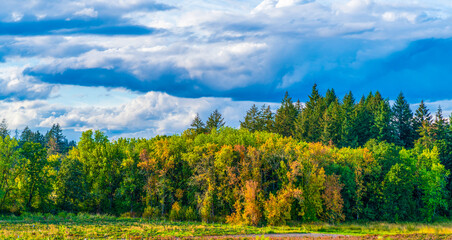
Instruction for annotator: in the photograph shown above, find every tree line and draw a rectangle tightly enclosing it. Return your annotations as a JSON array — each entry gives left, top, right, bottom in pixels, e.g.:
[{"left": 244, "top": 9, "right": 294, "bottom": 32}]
[{"left": 1, "top": 85, "right": 452, "bottom": 225}]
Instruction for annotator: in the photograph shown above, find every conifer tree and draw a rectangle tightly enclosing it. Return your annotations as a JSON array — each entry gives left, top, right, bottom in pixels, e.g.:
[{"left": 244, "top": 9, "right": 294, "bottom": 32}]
[
  {"left": 0, "top": 119, "right": 9, "bottom": 139},
  {"left": 206, "top": 109, "right": 225, "bottom": 132},
  {"left": 240, "top": 105, "right": 260, "bottom": 132},
  {"left": 274, "top": 92, "right": 298, "bottom": 137},
  {"left": 392, "top": 92, "right": 415, "bottom": 148},
  {"left": 374, "top": 99, "right": 395, "bottom": 143},
  {"left": 354, "top": 96, "right": 372, "bottom": 146},
  {"left": 295, "top": 84, "right": 324, "bottom": 142},
  {"left": 321, "top": 101, "right": 342, "bottom": 146},
  {"left": 191, "top": 113, "right": 206, "bottom": 134},
  {"left": 259, "top": 105, "right": 274, "bottom": 132},
  {"left": 413, "top": 100, "right": 432, "bottom": 140},
  {"left": 340, "top": 92, "right": 358, "bottom": 147}
]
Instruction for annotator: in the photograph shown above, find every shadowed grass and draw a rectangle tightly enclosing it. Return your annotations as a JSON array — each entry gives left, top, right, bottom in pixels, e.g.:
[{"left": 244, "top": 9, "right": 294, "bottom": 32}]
[{"left": 1, "top": 213, "right": 452, "bottom": 239}]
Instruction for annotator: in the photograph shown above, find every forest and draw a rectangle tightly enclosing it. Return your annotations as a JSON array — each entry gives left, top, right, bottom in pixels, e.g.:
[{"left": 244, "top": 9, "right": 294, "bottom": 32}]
[{"left": 1, "top": 84, "right": 452, "bottom": 226}]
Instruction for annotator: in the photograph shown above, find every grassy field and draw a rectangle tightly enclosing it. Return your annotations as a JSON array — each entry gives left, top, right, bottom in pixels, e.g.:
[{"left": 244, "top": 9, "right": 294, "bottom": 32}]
[{"left": 1, "top": 213, "right": 452, "bottom": 239}]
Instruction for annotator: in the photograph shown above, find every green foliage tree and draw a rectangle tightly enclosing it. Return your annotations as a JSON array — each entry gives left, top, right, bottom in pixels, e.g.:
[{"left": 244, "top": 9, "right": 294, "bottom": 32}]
[
  {"left": 0, "top": 119, "right": 10, "bottom": 139},
  {"left": 275, "top": 92, "right": 298, "bottom": 138},
  {"left": 392, "top": 92, "right": 415, "bottom": 148},
  {"left": 191, "top": 113, "right": 206, "bottom": 134},
  {"left": 206, "top": 109, "right": 225, "bottom": 132},
  {"left": 295, "top": 85, "right": 324, "bottom": 141}
]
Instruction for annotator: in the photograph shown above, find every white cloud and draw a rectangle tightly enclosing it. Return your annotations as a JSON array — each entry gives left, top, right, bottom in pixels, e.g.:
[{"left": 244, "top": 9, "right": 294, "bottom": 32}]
[
  {"left": 74, "top": 8, "right": 98, "bottom": 17},
  {"left": 0, "top": 88, "right": 278, "bottom": 139},
  {"left": 0, "top": 64, "right": 54, "bottom": 100}
]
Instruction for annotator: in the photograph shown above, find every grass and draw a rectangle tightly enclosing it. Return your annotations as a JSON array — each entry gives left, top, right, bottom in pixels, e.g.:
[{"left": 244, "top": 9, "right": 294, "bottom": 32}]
[{"left": 1, "top": 213, "right": 452, "bottom": 239}]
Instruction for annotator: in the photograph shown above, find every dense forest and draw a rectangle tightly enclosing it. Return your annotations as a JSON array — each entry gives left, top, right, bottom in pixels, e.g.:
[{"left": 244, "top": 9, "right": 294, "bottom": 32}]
[{"left": 1, "top": 85, "right": 452, "bottom": 225}]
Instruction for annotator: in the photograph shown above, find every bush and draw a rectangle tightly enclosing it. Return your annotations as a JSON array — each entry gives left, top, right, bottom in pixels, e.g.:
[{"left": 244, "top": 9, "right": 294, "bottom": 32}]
[
  {"left": 142, "top": 206, "right": 159, "bottom": 219},
  {"left": 169, "top": 202, "right": 183, "bottom": 221},
  {"left": 184, "top": 206, "right": 198, "bottom": 221}
]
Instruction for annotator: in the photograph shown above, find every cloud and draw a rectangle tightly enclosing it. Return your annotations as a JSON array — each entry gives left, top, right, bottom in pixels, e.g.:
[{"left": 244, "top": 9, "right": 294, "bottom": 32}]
[
  {"left": 0, "top": 89, "right": 278, "bottom": 140},
  {"left": 0, "top": 19, "right": 158, "bottom": 36},
  {"left": 2, "top": 0, "right": 452, "bottom": 104},
  {"left": 0, "top": 65, "right": 54, "bottom": 100}
]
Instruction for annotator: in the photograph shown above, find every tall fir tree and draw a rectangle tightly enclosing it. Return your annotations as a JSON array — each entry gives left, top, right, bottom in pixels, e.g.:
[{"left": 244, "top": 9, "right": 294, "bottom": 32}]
[
  {"left": 0, "top": 119, "right": 9, "bottom": 139},
  {"left": 191, "top": 113, "right": 206, "bottom": 134},
  {"left": 259, "top": 105, "right": 274, "bottom": 132},
  {"left": 274, "top": 92, "right": 298, "bottom": 137},
  {"left": 206, "top": 109, "right": 225, "bottom": 132},
  {"left": 321, "top": 101, "right": 342, "bottom": 146},
  {"left": 432, "top": 106, "right": 448, "bottom": 141},
  {"left": 340, "top": 92, "right": 358, "bottom": 148},
  {"left": 374, "top": 99, "right": 395, "bottom": 143},
  {"left": 413, "top": 100, "right": 432, "bottom": 142},
  {"left": 295, "top": 84, "right": 324, "bottom": 142},
  {"left": 241, "top": 105, "right": 260, "bottom": 132},
  {"left": 354, "top": 96, "right": 372, "bottom": 146},
  {"left": 392, "top": 92, "right": 415, "bottom": 148}
]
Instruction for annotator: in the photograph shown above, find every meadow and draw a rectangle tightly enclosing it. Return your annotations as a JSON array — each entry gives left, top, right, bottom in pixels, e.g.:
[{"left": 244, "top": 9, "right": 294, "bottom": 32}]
[{"left": 1, "top": 213, "right": 452, "bottom": 239}]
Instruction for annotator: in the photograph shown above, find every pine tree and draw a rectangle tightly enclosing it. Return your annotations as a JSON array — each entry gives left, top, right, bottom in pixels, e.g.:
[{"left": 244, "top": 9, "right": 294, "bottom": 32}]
[
  {"left": 413, "top": 100, "right": 432, "bottom": 139},
  {"left": 392, "top": 92, "right": 415, "bottom": 148},
  {"left": 0, "top": 119, "right": 9, "bottom": 139},
  {"left": 259, "top": 105, "right": 274, "bottom": 132},
  {"left": 354, "top": 96, "right": 372, "bottom": 146},
  {"left": 46, "top": 124, "right": 68, "bottom": 155},
  {"left": 240, "top": 105, "right": 260, "bottom": 132},
  {"left": 295, "top": 84, "right": 324, "bottom": 142},
  {"left": 432, "top": 106, "right": 448, "bottom": 141},
  {"left": 374, "top": 99, "right": 395, "bottom": 143},
  {"left": 341, "top": 92, "right": 358, "bottom": 147},
  {"left": 274, "top": 92, "right": 298, "bottom": 137},
  {"left": 191, "top": 113, "right": 206, "bottom": 134},
  {"left": 206, "top": 109, "right": 225, "bottom": 132},
  {"left": 321, "top": 101, "right": 342, "bottom": 146}
]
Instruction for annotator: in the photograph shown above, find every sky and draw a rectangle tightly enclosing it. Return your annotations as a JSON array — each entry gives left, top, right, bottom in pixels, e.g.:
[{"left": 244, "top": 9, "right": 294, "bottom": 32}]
[{"left": 1, "top": 0, "right": 452, "bottom": 140}]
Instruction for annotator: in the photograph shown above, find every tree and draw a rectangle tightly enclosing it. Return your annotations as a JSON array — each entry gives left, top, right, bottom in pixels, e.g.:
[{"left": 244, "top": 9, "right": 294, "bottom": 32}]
[
  {"left": 295, "top": 85, "right": 324, "bottom": 141},
  {"left": 340, "top": 92, "right": 358, "bottom": 147},
  {"left": 206, "top": 109, "right": 225, "bottom": 132},
  {"left": 413, "top": 100, "right": 432, "bottom": 142},
  {"left": 432, "top": 106, "right": 448, "bottom": 141},
  {"left": 374, "top": 99, "right": 395, "bottom": 143},
  {"left": 190, "top": 113, "right": 206, "bottom": 134},
  {"left": 46, "top": 124, "right": 68, "bottom": 155},
  {"left": 240, "top": 105, "right": 260, "bottom": 132},
  {"left": 259, "top": 105, "right": 274, "bottom": 132},
  {"left": 392, "top": 92, "right": 415, "bottom": 148},
  {"left": 0, "top": 119, "right": 9, "bottom": 139},
  {"left": 274, "top": 92, "right": 298, "bottom": 137},
  {"left": 322, "top": 174, "right": 345, "bottom": 223}
]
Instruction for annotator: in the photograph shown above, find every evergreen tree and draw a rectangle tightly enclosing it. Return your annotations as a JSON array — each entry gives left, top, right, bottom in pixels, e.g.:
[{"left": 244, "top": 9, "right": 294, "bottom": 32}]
[
  {"left": 0, "top": 119, "right": 9, "bottom": 139},
  {"left": 432, "top": 106, "right": 448, "bottom": 141},
  {"left": 259, "top": 105, "right": 274, "bottom": 132},
  {"left": 206, "top": 109, "right": 225, "bottom": 132},
  {"left": 341, "top": 92, "right": 358, "bottom": 147},
  {"left": 274, "top": 92, "right": 298, "bottom": 137},
  {"left": 354, "top": 96, "right": 372, "bottom": 146},
  {"left": 321, "top": 101, "right": 342, "bottom": 146},
  {"left": 191, "top": 113, "right": 206, "bottom": 134},
  {"left": 413, "top": 100, "right": 432, "bottom": 140},
  {"left": 392, "top": 92, "right": 415, "bottom": 148},
  {"left": 46, "top": 124, "right": 68, "bottom": 155},
  {"left": 374, "top": 99, "right": 395, "bottom": 143},
  {"left": 295, "top": 84, "right": 324, "bottom": 142},
  {"left": 240, "top": 105, "right": 260, "bottom": 132}
]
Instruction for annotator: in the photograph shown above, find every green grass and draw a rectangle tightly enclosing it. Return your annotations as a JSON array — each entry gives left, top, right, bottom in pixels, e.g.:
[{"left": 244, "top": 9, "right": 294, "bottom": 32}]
[{"left": 1, "top": 213, "right": 452, "bottom": 239}]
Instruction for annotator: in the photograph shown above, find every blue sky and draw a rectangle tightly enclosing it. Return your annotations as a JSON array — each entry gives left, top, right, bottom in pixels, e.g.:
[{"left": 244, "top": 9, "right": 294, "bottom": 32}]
[{"left": 1, "top": 0, "right": 452, "bottom": 140}]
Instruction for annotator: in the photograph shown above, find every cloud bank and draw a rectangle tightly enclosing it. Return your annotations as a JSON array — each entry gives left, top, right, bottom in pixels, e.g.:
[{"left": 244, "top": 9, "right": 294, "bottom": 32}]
[{"left": 1, "top": 0, "right": 452, "bottom": 138}]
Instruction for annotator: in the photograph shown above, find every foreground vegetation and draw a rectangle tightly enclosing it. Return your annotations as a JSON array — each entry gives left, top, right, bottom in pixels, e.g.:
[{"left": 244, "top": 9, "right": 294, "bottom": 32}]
[{"left": 1, "top": 213, "right": 452, "bottom": 239}]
